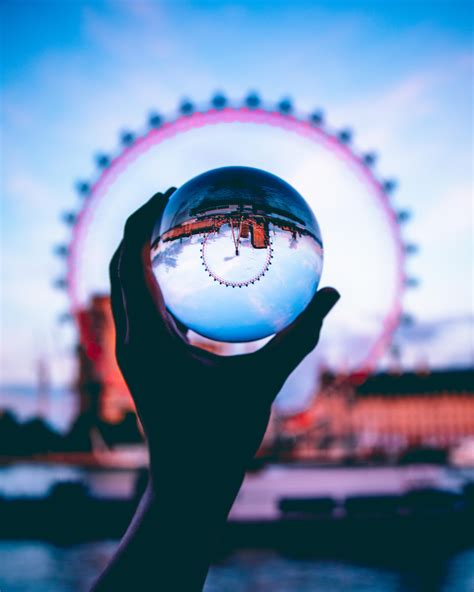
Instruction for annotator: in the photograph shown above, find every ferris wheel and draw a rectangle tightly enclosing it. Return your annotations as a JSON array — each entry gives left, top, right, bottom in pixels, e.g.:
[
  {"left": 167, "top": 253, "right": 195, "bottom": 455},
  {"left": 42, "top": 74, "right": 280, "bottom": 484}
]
[
  {"left": 199, "top": 217, "right": 274, "bottom": 288},
  {"left": 54, "top": 92, "right": 418, "bottom": 383}
]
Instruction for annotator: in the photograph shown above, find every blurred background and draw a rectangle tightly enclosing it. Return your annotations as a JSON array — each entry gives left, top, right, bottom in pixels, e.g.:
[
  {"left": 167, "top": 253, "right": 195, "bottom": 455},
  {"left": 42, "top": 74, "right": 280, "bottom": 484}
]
[{"left": 1, "top": 1, "right": 473, "bottom": 590}]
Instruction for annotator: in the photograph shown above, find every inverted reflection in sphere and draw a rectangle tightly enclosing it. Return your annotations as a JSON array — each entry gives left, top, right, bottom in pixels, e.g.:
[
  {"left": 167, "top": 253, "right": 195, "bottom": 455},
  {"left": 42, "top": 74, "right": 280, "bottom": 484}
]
[{"left": 151, "top": 166, "right": 323, "bottom": 342}]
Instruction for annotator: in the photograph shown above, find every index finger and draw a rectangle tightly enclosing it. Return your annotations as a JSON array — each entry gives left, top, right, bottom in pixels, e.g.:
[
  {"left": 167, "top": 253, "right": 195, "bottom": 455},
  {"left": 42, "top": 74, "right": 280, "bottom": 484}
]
[{"left": 110, "top": 188, "right": 179, "bottom": 349}]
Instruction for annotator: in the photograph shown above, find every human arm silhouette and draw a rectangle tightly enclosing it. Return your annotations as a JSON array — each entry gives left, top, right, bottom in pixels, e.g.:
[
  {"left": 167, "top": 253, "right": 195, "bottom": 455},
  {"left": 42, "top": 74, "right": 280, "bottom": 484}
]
[{"left": 92, "top": 189, "right": 339, "bottom": 591}]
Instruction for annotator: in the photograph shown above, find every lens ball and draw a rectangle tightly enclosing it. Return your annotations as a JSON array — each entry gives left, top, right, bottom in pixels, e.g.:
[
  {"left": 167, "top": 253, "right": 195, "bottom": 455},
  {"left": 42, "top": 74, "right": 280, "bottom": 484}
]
[{"left": 151, "top": 166, "right": 323, "bottom": 342}]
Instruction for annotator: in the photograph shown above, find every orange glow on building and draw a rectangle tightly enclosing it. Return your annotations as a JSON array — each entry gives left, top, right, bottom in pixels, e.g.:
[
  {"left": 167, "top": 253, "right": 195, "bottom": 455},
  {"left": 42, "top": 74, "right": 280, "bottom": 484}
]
[
  {"left": 76, "top": 295, "right": 134, "bottom": 424},
  {"left": 76, "top": 294, "right": 474, "bottom": 461},
  {"left": 279, "top": 370, "right": 474, "bottom": 460},
  {"left": 158, "top": 215, "right": 270, "bottom": 249}
]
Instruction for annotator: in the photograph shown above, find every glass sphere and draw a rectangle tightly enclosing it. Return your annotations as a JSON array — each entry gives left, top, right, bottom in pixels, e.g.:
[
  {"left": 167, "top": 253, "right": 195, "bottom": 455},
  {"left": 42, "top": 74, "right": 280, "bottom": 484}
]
[{"left": 151, "top": 166, "right": 323, "bottom": 342}]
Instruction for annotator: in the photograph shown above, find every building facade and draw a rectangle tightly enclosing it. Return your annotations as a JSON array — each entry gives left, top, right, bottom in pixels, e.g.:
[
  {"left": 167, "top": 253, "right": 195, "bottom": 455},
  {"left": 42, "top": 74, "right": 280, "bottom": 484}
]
[
  {"left": 76, "top": 295, "right": 133, "bottom": 423},
  {"left": 76, "top": 294, "right": 474, "bottom": 461},
  {"left": 278, "top": 369, "right": 474, "bottom": 461}
]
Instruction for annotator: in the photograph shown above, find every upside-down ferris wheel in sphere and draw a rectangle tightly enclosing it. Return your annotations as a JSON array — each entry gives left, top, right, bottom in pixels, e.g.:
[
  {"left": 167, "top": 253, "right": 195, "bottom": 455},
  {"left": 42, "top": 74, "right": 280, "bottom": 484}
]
[{"left": 55, "top": 92, "right": 418, "bottom": 403}]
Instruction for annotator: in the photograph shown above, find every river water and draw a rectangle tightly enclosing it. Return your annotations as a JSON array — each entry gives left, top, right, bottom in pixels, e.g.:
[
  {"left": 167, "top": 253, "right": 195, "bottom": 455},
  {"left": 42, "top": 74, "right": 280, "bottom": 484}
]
[
  {"left": 1, "top": 389, "right": 474, "bottom": 590},
  {"left": 0, "top": 541, "right": 473, "bottom": 592}
]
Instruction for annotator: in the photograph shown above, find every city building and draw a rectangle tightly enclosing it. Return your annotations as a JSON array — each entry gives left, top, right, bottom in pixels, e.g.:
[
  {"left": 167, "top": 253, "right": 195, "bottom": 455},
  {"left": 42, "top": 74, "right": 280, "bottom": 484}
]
[
  {"left": 76, "top": 295, "right": 133, "bottom": 424},
  {"left": 278, "top": 369, "right": 474, "bottom": 461},
  {"left": 76, "top": 294, "right": 474, "bottom": 461}
]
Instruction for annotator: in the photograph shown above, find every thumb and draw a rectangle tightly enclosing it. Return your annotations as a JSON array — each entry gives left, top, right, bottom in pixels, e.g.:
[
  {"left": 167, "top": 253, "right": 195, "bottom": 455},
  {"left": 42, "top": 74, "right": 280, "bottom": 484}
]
[{"left": 258, "top": 287, "right": 340, "bottom": 376}]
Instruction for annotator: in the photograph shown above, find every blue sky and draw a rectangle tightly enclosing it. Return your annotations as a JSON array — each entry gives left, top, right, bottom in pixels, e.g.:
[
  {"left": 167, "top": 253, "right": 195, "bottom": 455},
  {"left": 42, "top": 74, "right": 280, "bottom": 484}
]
[{"left": 1, "top": 0, "right": 473, "bottom": 387}]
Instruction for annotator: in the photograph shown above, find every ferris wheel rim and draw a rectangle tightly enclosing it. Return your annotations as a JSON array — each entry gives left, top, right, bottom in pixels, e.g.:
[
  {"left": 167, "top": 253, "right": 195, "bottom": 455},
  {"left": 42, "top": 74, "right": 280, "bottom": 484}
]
[
  {"left": 62, "top": 97, "right": 409, "bottom": 376},
  {"left": 200, "top": 228, "right": 274, "bottom": 288}
]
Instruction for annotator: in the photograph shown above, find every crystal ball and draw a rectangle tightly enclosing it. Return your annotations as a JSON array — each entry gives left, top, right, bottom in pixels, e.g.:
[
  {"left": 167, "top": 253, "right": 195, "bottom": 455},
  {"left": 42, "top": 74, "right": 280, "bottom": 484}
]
[{"left": 151, "top": 166, "right": 323, "bottom": 342}]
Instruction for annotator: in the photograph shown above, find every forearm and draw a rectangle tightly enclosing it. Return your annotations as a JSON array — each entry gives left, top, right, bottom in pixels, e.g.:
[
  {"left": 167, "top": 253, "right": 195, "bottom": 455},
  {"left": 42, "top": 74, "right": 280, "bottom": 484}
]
[{"left": 92, "top": 465, "right": 246, "bottom": 592}]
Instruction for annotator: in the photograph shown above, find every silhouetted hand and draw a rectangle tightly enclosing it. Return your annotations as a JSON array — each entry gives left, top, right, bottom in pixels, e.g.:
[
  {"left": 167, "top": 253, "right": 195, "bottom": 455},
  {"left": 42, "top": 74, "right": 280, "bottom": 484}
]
[{"left": 93, "top": 190, "right": 339, "bottom": 591}]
